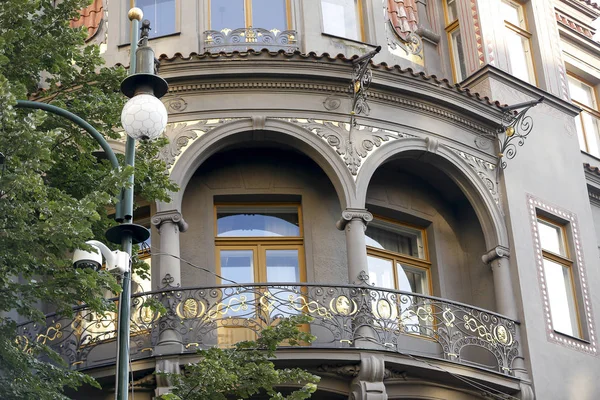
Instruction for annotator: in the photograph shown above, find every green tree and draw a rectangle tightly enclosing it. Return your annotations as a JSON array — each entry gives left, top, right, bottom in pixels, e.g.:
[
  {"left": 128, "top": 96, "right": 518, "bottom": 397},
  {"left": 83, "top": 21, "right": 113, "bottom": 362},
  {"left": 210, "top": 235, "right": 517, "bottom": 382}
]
[
  {"left": 158, "top": 315, "right": 320, "bottom": 400},
  {"left": 0, "top": 1, "right": 176, "bottom": 398}
]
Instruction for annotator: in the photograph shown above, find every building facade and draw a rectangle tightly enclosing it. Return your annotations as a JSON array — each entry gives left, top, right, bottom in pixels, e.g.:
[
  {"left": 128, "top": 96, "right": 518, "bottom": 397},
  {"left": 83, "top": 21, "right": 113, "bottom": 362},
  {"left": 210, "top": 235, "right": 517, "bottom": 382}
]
[{"left": 20, "top": 0, "right": 600, "bottom": 398}]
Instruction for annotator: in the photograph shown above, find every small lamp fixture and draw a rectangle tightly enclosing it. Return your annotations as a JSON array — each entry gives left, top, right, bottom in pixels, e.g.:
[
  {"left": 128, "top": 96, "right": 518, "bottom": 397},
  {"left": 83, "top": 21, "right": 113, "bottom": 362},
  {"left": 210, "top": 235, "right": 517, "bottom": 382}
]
[{"left": 120, "top": 18, "right": 168, "bottom": 141}]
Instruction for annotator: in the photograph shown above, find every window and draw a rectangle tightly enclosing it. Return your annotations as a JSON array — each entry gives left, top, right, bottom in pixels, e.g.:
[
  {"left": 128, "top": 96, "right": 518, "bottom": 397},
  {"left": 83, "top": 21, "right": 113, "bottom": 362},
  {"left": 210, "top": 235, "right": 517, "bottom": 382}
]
[
  {"left": 135, "top": 0, "right": 176, "bottom": 38},
  {"left": 500, "top": 0, "right": 536, "bottom": 84},
  {"left": 210, "top": 0, "right": 291, "bottom": 31},
  {"left": 443, "top": 0, "right": 467, "bottom": 82},
  {"left": 320, "top": 0, "right": 364, "bottom": 41},
  {"left": 365, "top": 218, "right": 431, "bottom": 295},
  {"left": 568, "top": 74, "right": 600, "bottom": 157},
  {"left": 537, "top": 217, "right": 582, "bottom": 338},
  {"left": 215, "top": 204, "right": 306, "bottom": 344}
]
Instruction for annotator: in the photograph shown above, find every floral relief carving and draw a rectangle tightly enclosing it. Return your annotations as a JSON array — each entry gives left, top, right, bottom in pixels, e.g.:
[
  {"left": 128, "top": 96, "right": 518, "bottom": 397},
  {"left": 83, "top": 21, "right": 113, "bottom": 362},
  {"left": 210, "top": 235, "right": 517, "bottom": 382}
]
[
  {"left": 159, "top": 119, "right": 238, "bottom": 169},
  {"left": 163, "top": 97, "right": 188, "bottom": 113},
  {"left": 450, "top": 148, "right": 500, "bottom": 208},
  {"left": 279, "top": 118, "right": 412, "bottom": 176}
]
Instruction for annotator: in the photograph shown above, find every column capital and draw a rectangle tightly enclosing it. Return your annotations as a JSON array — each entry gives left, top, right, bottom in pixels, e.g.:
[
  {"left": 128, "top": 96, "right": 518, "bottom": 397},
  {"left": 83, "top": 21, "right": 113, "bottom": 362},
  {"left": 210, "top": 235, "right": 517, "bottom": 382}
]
[
  {"left": 481, "top": 245, "right": 510, "bottom": 264},
  {"left": 336, "top": 208, "right": 373, "bottom": 230},
  {"left": 151, "top": 210, "right": 188, "bottom": 233}
]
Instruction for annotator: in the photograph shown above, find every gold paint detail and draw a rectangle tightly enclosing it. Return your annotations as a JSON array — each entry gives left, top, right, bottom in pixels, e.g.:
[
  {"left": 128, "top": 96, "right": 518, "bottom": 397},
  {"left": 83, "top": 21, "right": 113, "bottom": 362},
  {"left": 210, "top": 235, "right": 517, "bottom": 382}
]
[
  {"left": 506, "top": 126, "right": 515, "bottom": 137},
  {"left": 443, "top": 308, "right": 455, "bottom": 327},
  {"left": 463, "top": 316, "right": 495, "bottom": 344},
  {"left": 377, "top": 299, "right": 393, "bottom": 320},
  {"left": 331, "top": 295, "right": 352, "bottom": 316},
  {"left": 178, "top": 298, "right": 199, "bottom": 319},
  {"left": 128, "top": 7, "right": 143, "bottom": 21},
  {"left": 494, "top": 324, "right": 513, "bottom": 346}
]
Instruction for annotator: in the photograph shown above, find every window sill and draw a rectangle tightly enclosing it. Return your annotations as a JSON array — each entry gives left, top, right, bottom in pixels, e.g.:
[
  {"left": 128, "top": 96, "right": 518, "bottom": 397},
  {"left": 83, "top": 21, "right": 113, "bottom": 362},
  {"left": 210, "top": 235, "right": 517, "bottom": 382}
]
[
  {"left": 321, "top": 32, "right": 377, "bottom": 48},
  {"left": 553, "top": 330, "right": 590, "bottom": 344},
  {"left": 118, "top": 31, "right": 181, "bottom": 48}
]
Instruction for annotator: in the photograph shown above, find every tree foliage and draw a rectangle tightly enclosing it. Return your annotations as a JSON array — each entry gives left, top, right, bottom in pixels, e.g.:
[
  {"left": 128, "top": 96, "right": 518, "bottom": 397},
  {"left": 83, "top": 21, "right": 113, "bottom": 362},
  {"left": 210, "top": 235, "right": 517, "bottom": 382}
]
[
  {"left": 0, "top": 1, "right": 176, "bottom": 398},
  {"left": 158, "top": 315, "right": 320, "bottom": 400}
]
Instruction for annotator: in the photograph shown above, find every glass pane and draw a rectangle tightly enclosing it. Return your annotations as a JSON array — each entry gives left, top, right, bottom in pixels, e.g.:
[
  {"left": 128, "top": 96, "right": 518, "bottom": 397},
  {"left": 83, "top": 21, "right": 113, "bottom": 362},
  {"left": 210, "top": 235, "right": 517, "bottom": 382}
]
[
  {"left": 446, "top": 0, "right": 458, "bottom": 22},
  {"left": 543, "top": 258, "right": 580, "bottom": 337},
  {"left": 211, "top": 0, "right": 245, "bottom": 31},
  {"left": 219, "top": 250, "right": 255, "bottom": 317},
  {"left": 582, "top": 111, "right": 600, "bottom": 157},
  {"left": 367, "top": 256, "right": 395, "bottom": 289},
  {"left": 366, "top": 220, "right": 425, "bottom": 259},
  {"left": 321, "top": 0, "right": 359, "bottom": 41},
  {"left": 217, "top": 206, "right": 300, "bottom": 237},
  {"left": 568, "top": 76, "right": 596, "bottom": 108},
  {"left": 266, "top": 249, "right": 300, "bottom": 317},
  {"left": 500, "top": 0, "right": 522, "bottom": 27},
  {"left": 252, "top": 0, "right": 287, "bottom": 31},
  {"left": 138, "top": 0, "right": 176, "bottom": 38},
  {"left": 506, "top": 29, "right": 534, "bottom": 84},
  {"left": 397, "top": 263, "right": 428, "bottom": 295},
  {"left": 537, "top": 219, "right": 566, "bottom": 256},
  {"left": 451, "top": 29, "right": 467, "bottom": 81},
  {"left": 575, "top": 115, "right": 588, "bottom": 152}
]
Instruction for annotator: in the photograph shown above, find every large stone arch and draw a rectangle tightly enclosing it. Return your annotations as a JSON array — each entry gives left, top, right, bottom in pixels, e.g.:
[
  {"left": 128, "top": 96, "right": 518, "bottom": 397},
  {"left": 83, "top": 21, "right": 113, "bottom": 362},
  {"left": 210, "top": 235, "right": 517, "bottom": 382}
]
[
  {"left": 157, "top": 118, "right": 357, "bottom": 212},
  {"left": 355, "top": 137, "right": 508, "bottom": 250}
]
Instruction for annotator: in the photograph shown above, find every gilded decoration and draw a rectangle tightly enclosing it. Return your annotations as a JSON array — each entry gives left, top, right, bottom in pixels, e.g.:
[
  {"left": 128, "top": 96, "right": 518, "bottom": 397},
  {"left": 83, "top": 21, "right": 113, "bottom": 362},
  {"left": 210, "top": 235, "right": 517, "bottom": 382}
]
[
  {"left": 278, "top": 118, "right": 412, "bottom": 176},
  {"left": 16, "top": 284, "right": 522, "bottom": 374},
  {"left": 386, "top": 0, "right": 424, "bottom": 64},
  {"left": 203, "top": 28, "right": 298, "bottom": 53}
]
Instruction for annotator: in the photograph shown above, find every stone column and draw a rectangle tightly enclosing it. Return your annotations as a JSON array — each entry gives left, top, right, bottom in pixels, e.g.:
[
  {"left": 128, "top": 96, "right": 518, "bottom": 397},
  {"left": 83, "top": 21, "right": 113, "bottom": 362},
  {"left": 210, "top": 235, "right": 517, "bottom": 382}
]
[
  {"left": 336, "top": 208, "right": 373, "bottom": 284},
  {"left": 349, "top": 354, "right": 388, "bottom": 400},
  {"left": 151, "top": 210, "right": 188, "bottom": 289},
  {"left": 151, "top": 210, "right": 188, "bottom": 354},
  {"left": 482, "top": 246, "right": 531, "bottom": 385}
]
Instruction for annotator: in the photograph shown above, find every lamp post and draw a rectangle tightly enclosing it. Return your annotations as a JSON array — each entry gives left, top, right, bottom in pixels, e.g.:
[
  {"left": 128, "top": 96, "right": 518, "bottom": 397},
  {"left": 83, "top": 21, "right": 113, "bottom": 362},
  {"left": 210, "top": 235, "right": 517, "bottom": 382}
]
[{"left": 16, "top": 8, "right": 168, "bottom": 400}]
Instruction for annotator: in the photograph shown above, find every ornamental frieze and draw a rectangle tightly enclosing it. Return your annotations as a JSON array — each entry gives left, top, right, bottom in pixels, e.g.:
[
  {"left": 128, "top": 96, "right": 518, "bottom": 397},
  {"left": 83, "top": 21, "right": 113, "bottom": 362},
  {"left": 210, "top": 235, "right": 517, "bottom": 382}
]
[{"left": 449, "top": 148, "right": 500, "bottom": 209}]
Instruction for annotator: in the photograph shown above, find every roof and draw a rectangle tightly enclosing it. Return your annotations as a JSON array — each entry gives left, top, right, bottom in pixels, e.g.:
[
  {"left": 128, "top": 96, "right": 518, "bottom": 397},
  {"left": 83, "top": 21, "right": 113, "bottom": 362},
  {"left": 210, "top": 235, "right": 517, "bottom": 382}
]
[
  {"left": 70, "top": 0, "right": 103, "bottom": 42},
  {"left": 585, "top": 163, "right": 600, "bottom": 175},
  {"left": 156, "top": 49, "right": 508, "bottom": 111},
  {"left": 578, "top": 0, "right": 600, "bottom": 11}
]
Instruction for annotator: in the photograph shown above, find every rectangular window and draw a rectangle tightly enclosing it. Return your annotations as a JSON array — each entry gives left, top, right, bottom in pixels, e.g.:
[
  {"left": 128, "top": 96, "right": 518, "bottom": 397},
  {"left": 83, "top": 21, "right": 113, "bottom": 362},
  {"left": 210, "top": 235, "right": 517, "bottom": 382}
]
[
  {"left": 444, "top": 0, "right": 467, "bottom": 82},
  {"left": 321, "top": 0, "right": 363, "bottom": 41},
  {"left": 136, "top": 0, "right": 176, "bottom": 38},
  {"left": 210, "top": 0, "right": 290, "bottom": 31},
  {"left": 365, "top": 218, "right": 430, "bottom": 295},
  {"left": 500, "top": 0, "right": 536, "bottom": 84},
  {"left": 215, "top": 204, "right": 306, "bottom": 345},
  {"left": 568, "top": 74, "right": 600, "bottom": 157},
  {"left": 537, "top": 217, "right": 582, "bottom": 338}
]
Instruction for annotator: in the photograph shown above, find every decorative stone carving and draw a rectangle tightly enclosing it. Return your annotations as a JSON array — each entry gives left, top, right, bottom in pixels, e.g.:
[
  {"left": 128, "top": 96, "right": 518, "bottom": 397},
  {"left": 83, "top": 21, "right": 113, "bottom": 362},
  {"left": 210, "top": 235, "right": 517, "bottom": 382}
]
[
  {"left": 449, "top": 147, "right": 500, "bottom": 208},
  {"left": 323, "top": 96, "right": 343, "bottom": 111},
  {"left": 317, "top": 364, "right": 360, "bottom": 377},
  {"left": 163, "top": 96, "right": 188, "bottom": 113},
  {"left": 425, "top": 136, "right": 439, "bottom": 153},
  {"left": 481, "top": 245, "right": 510, "bottom": 264},
  {"left": 155, "top": 357, "right": 181, "bottom": 396},
  {"left": 204, "top": 28, "right": 299, "bottom": 53},
  {"left": 350, "top": 354, "right": 388, "bottom": 400},
  {"left": 279, "top": 118, "right": 410, "bottom": 176},
  {"left": 159, "top": 119, "right": 235, "bottom": 169},
  {"left": 151, "top": 210, "right": 189, "bottom": 233},
  {"left": 336, "top": 208, "right": 374, "bottom": 230}
]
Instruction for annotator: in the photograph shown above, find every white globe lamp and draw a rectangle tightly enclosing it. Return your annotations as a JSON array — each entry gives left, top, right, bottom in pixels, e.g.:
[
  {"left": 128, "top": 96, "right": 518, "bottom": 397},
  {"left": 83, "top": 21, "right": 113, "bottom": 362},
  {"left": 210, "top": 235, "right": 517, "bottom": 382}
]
[{"left": 121, "top": 94, "right": 168, "bottom": 140}]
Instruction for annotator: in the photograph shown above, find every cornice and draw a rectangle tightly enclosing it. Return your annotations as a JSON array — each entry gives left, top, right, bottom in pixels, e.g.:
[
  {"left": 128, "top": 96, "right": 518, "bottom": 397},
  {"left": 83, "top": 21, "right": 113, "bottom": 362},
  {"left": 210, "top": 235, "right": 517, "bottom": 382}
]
[
  {"left": 461, "top": 65, "right": 581, "bottom": 117},
  {"left": 164, "top": 80, "right": 498, "bottom": 137}
]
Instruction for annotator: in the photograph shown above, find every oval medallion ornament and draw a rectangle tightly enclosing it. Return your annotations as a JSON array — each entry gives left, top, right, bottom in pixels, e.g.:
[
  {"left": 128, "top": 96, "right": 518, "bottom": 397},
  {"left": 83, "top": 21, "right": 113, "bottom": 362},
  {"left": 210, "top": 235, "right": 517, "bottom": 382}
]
[
  {"left": 494, "top": 324, "right": 512, "bottom": 346},
  {"left": 333, "top": 295, "right": 352, "bottom": 315},
  {"left": 377, "top": 299, "right": 392, "bottom": 320},
  {"left": 178, "top": 298, "right": 199, "bottom": 319}
]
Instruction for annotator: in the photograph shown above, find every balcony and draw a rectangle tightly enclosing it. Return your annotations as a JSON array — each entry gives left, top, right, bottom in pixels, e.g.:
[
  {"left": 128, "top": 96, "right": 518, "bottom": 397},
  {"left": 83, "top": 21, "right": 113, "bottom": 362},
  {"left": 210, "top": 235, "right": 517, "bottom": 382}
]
[
  {"left": 16, "top": 284, "right": 521, "bottom": 376},
  {"left": 203, "top": 28, "right": 299, "bottom": 53}
]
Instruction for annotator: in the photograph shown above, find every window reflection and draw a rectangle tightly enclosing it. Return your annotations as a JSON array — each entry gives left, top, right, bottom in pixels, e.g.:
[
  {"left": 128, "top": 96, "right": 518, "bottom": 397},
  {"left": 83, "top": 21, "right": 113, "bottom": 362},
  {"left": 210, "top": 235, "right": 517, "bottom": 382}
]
[
  {"left": 216, "top": 206, "right": 300, "bottom": 237},
  {"left": 211, "top": 0, "right": 245, "bottom": 31},
  {"left": 321, "top": 0, "right": 361, "bottom": 41},
  {"left": 137, "top": 0, "right": 176, "bottom": 38}
]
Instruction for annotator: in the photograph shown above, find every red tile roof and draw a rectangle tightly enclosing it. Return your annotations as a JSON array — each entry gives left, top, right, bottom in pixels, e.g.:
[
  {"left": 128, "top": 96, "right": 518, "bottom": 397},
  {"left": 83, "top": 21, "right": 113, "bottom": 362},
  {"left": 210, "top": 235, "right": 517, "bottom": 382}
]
[
  {"left": 70, "top": 0, "right": 103, "bottom": 42},
  {"left": 387, "top": 0, "right": 419, "bottom": 41}
]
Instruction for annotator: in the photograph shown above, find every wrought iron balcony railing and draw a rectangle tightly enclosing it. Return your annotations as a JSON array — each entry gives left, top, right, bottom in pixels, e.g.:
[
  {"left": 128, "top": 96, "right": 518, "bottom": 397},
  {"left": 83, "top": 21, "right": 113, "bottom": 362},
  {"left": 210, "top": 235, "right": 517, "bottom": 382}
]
[
  {"left": 16, "top": 284, "right": 521, "bottom": 375},
  {"left": 203, "top": 28, "right": 299, "bottom": 53}
]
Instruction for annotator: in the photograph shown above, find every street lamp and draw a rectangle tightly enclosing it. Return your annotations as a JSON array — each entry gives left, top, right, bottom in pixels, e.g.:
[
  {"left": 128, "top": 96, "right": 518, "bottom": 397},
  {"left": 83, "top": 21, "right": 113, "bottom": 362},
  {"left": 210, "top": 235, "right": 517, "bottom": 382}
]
[{"left": 15, "top": 8, "right": 168, "bottom": 400}]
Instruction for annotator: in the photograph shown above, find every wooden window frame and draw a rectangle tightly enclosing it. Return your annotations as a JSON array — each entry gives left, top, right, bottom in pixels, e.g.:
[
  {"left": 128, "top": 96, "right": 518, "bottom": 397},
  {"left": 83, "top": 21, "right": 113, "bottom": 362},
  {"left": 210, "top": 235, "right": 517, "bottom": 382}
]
[
  {"left": 567, "top": 73, "right": 600, "bottom": 155},
  {"left": 501, "top": 0, "right": 537, "bottom": 85},
  {"left": 208, "top": 0, "right": 293, "bottom": 31},
  {"left": 537, "top": 215, "right": 583, "bottom": 339},
  {"left": 443, "top": 0, "right": 466, "bottom": 83},
  {"left": 366, "top": 216, "right": 433, "bottom": 295},
  {"left": 319, "top": 0, "right": 366, "bottom": 42}
]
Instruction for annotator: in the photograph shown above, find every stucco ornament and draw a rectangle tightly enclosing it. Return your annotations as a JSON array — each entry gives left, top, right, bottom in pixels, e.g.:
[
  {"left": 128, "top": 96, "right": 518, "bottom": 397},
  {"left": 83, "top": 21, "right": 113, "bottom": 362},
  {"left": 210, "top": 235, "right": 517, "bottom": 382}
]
[
  {"left": 450, "top": 148, "right": 500, "bottom": 209},
  {"left": 280, "top": 118, "right": 411, "bottom": 176},
  {"left": 386, "top": 0, "right": 424, "bottom": 63},
  {"left": 159, "top": 119, "right": 237, "bottom": 169}
]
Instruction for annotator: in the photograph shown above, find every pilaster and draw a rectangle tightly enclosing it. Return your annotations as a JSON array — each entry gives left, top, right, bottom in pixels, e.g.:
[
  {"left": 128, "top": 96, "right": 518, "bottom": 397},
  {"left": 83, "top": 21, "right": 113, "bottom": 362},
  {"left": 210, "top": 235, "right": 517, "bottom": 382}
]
[
  {"left": 151, "top": 210, "right": 188, "bottom": 289},
  {"left": 337, "top": 208, "right": 373, "bottom": 284}
]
